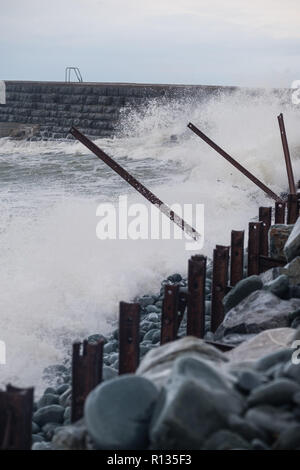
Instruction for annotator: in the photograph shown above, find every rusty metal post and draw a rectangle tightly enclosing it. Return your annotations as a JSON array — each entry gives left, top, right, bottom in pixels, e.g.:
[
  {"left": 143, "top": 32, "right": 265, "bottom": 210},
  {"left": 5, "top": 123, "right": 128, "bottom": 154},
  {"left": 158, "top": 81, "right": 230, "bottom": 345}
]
[
  {"left": 161, "top": 284, "right": 179, "bottom": 344},
  {"left": 0, "top": 385, "right": 33, "bottom": 450},
  {"left": 277, "top": 113, "right": 296, "bottom": 195},
  {"left": 259, "top": 207, "right": 272, "bottom": 257},
  {"left": 119, "top": 301, "right": 140, "bottom": 375},
  {"left": 187, "top": 255, "right": 207, "bottom": 338},
  {"left": 230, "top": 230, "right": 244, "bottom": 286},
  {"left": 287, "top": 193, "right": 299, "bottom": 224},
  {"left": 211, "top": 246, "right": 230, "bottom": 332},
  {"left": 71, "top": 339, "right": 104, "bottom": 423},
  {"left": 70, "top": 127, "right": 200, "bottom": 242},
  {"left": 187, "top": 122, "right": 283, "bottom": 203},
  {"left": 275, "top": 201, "right": 286, "bottom": 224},
  {"left": 248, "top": 222, "right": 262, "bottom": 275}
]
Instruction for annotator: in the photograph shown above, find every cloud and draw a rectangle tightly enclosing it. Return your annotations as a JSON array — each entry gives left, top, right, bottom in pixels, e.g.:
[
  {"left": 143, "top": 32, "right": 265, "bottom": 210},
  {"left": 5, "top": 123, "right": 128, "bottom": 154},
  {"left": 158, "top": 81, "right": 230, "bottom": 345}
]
[{"left": 0, "top": 0, "right": 300, "bottom": 86}]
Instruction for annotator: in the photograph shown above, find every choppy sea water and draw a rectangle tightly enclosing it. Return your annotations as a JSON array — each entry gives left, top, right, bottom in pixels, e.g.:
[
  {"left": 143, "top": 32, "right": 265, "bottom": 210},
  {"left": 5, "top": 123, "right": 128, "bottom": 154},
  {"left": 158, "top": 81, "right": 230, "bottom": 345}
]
[{"left": 1, "top": 89, "right": 300, "bottom": 393}]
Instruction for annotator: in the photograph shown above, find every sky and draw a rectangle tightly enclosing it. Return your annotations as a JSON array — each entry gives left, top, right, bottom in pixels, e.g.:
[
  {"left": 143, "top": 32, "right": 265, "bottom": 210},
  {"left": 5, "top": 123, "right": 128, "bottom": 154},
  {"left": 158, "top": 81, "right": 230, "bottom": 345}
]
[{"left": 1, "top": 0, "right": 300, "bottom": 87}]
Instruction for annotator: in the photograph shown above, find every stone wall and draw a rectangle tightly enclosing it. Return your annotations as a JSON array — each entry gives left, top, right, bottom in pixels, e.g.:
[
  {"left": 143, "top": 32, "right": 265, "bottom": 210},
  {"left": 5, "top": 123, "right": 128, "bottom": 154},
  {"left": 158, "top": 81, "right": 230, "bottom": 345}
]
[{"left": 0, "top": 81, "right": 237, "bottom": 139}]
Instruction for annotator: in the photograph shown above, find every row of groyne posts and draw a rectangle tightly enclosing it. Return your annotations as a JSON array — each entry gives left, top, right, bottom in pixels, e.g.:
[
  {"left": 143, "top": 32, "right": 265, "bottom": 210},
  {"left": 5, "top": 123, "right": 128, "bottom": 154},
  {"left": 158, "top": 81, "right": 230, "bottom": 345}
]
[{"left": 1, "top": 113, "right": 299, "bottom": 449}]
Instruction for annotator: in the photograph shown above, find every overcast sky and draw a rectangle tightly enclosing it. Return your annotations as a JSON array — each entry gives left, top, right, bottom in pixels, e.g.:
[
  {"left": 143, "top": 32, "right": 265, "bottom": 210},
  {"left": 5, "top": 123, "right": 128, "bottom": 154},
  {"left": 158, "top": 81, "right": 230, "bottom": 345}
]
[{"left": 1, "top": 0, "right": 300, "bottom": 87}]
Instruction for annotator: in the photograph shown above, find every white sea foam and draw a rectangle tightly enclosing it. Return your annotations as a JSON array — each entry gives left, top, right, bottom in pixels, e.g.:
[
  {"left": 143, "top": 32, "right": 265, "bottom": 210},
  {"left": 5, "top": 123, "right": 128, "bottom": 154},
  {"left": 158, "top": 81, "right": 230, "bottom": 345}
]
[{"left": 0, "top": 88, "right": 300, "bottom": 393}]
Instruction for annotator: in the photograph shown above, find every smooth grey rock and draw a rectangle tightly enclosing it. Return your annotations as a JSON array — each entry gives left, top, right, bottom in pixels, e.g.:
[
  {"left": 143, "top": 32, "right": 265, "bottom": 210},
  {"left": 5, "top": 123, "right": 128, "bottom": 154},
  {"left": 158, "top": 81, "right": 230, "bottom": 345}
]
[
  {"left": 228, "top": 414, "right": 266, "bottom": 442},
  {"left": 167, "top": 273, "right": 182, "bottom": 283},
  {"left": 282, "top": 257, "right": 300, "bottom": 286},
  {"left": 263, "top": 274, "right": 290, "bottom": 299},
  {"left": 143, "top": 330, "right": 157, "bottom": 342},
  {"left": 284, "top": 218, "right": 300, "bottom": 262},
  {"left": 216, "top": 291, "right": 300, "bottom": 338},
  {"left": 223, "top": 275, "right": 263, "bottom": 313},
  {"left": 42, "top": 422, "right": 62, "bottom": 441},
  {"left": 202, "top": 430, "right": 251, "bottom": 450},
  {"left": 273, "top": 425, "right": 300, "bottom": 450},
  {"left": 136, "top": 336, "right": 229, "bottom": 389},
  {"left": 282, "top": 362, "right": 300, "bottom": 385},
  {"left": 37, "top": 393, "right": 59, "bottom": 409},
  {"left": 32, "top": 434, "right": 44, "bottom": 444},
  {"left": 259, "top": 267, "right": 283, "bottom": 284},
  {"left": 32, "top": 441, "right": 52, "bottom": 450},
  {"left": 269, "top": 224, "right": 294, "bottom": 261},
  {"left": 151, "top": 330, "right": 161, "bottom": 344},
  {"left": 293, "top": 391, "right": 300, "bottom": 405},
  {"left": 87, "top": 334, "right": 107, "bottom": 345},
  {"left": 32, "top": 422, "right": 40, "bottom": 434},
  {"left": 139, "top": 296, "right": 156, "bottom": 307},
  {"left": 104, "top": 341, "right": 117, "bottom": 354},
  {"left": 149, "top": 356, "right": 244, "bottom": 449},
  {"left": 33, "top": 405, "right": 65, "bottom": 427},
  {"left": 236, "top": 370, "right": 267, "bottom": 393},
  {"left": 56, "top": 384, "right": 69, "bottom": 395},
  {"left": 248, "top": 378, "right": 300, "bottom": 406},
  {"left": 145, "top": 313, "right": 160, "bottom": 322},
  {"left": 103, "top": 365, "right": 118, "bottom": 382},
  {"left": 85, "top": 375, "right": 159, "bottom": 450},
  {"left": 255, "top": 348, "right": 292, "bottom": 371},
  {"left": 145, "top": 305, "right": 160, "bottom": 314},
  {"left": 245, "top": 405, "right": 296, "bottom": 436},
  {"left": 52, "top": 420, "right": 89, "bottom": 450},
  {"left": 251, "top": 439, "right": 270, "bottom": 450},
  {"left": 59, "top": 388, "right": 71, "bottom": 407}
]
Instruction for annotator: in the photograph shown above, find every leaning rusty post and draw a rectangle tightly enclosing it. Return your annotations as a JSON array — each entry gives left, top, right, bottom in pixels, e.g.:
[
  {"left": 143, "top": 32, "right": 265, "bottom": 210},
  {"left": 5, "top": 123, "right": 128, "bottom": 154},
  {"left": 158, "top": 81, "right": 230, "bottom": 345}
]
[
  {"left": 230, "top": 230, "right": 244, "bottom": 286},
  {"left": 248, "top": 222, "right": 262, "bottom": 276},
  {"left": 70, "top": 127, "right": 200, "bottom": 242},
  {"left": 211, "top": 246, "right": 230, "bottom": 333},
  {"left": 277, "top": 113, "right": 296, "bottom": 195},
  {"left": 287, "top": 193, "right": 299, "bottom": 224},
  {"left": 119, "top": 301, "right": 140, "bottom": 375},
  {"left": 187, "top": 122, "right": 283, "bottom": 203},
  {"left": 161, "top": 284, "right": 179, "bottom": 344},
  {"left": 187, "top": 255, "right": 207, "bottom": 338},
  {"left": 71, "top": 339, "right": 104, "bottom": 423},
  {"left": 0, "top": 385, "right": 33, "bottom": 450},
  {"left": 259, "top": 207, "right": 272, "bottom": 257},
  {"left": 275, "top": 201, "right": 286, "bottom": 224}
]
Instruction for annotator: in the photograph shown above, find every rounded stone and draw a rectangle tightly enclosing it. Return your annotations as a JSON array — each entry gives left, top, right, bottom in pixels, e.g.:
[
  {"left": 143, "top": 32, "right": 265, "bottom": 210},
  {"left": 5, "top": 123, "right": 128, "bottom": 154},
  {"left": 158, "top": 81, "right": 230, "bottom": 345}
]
[
  {"left": 37, "top": 393, "right": 59, "bottom": 409},
  {"left": 84, "top": 375, "right": 159, "bottom": 449},
  {"left": 33, "top": 405, "right": 65, "bottom": 427}
]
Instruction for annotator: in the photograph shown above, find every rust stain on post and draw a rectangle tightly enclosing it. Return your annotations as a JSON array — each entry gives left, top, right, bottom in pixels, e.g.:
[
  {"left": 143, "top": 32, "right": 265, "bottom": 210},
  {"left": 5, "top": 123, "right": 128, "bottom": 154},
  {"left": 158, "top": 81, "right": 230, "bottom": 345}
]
[
  {"left": 211, "top": 246, "right": 229, "bottom": 332},
  {"left": 119, "top": 302, "right": 140, "bottom": 375}
]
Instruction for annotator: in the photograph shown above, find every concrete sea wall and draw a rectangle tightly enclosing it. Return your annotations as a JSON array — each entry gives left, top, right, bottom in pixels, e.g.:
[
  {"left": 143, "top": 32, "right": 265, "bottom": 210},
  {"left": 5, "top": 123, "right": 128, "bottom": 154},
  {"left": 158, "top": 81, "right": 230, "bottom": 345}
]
[{"left": 0, "top": 81, "right": 238, "bottom": 139}]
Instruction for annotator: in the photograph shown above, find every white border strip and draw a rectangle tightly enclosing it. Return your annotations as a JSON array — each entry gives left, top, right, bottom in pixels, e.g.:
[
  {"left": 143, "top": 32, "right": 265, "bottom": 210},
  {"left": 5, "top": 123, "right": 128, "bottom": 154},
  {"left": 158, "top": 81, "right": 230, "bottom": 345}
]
[{"left": 0, "top": 81, "right": 6, "bottom": 104}]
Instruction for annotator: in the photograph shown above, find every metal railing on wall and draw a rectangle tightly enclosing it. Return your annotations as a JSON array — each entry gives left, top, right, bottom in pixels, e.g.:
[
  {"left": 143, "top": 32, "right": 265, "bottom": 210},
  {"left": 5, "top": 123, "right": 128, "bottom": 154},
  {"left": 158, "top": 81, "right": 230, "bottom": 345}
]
[{"left": 65, "top": 67, "right": 83, "bottom": 83}]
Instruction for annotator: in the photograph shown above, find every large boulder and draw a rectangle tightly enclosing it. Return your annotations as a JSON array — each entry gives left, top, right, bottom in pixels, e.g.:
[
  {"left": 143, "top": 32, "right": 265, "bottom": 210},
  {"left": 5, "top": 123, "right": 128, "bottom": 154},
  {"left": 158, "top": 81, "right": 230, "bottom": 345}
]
[
  {"left": 33, "top": 405, "right": 65, "bottom": 427},
  {"left": 223, "top": 275, "right": 263, "bottom": 313},
  {"left": 136, "top": 336, "right": 228, "bottom": 389},
  {"left": 52, "top": 419, "right": 91, "bottom": 450},
  {"left": 84, "top": 375, "right": 159, "bottom": 450},
  {"left": 284, "top": 218, "right": 300, "bottom": 262},
  {"left": 225, "top": 328, "right": 296, "bottom": 364},
  {"left": 215, "top": 290, "right": 300, "bottom": 339},
  {"left": 149, "top": 356, "right": 244, "bottom": 449},
  {"left": 269, "top": 224, "right": 294, "bottom": 261},
  {"left": 282, "top": 257, "right": 300, "bottom": 286}
]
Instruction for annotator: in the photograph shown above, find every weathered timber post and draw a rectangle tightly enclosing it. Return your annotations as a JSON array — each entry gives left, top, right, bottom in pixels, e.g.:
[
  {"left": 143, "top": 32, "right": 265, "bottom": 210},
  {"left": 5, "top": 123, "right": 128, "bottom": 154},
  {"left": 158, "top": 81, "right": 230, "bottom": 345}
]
[
  {"left": 71, "top": 339, "right": 104, "bottom": 423},
  {"left": 118, "top": 301, "right": 140, "bottom": 375}
]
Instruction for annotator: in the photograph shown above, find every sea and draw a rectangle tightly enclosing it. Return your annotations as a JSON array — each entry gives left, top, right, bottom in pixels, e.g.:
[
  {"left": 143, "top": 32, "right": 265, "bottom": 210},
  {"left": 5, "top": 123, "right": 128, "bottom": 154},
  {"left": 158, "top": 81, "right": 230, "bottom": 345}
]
[{"left": 1, "top": 88, "right": 300, "bottom": 394}]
